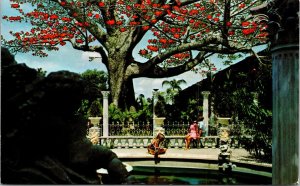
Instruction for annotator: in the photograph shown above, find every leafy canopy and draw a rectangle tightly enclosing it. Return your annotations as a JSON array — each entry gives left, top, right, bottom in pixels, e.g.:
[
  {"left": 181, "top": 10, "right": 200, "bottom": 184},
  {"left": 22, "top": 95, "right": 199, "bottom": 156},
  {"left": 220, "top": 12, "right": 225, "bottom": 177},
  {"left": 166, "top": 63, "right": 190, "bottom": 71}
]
[{"left": 2, "top": 0, "right": 268, "bottom": 72}]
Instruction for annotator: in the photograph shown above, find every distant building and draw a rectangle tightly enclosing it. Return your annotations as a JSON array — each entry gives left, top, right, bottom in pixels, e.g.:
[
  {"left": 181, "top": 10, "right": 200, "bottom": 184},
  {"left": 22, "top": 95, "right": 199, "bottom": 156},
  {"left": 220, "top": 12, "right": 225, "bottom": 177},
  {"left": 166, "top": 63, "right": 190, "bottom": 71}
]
[{"left": 175, "top": 51, "right": 271, "bottom": 118}]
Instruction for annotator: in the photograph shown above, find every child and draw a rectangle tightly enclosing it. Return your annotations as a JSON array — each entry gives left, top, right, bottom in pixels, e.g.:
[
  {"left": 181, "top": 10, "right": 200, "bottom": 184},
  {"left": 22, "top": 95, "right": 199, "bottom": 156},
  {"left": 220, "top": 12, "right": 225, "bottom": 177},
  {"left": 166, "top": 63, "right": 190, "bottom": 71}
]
[
  {"left": 147, "top": 132, "right": 167, "bottom": 164},
  {"left": 147, "top": 133, "right": 167, "bottom": 155}
]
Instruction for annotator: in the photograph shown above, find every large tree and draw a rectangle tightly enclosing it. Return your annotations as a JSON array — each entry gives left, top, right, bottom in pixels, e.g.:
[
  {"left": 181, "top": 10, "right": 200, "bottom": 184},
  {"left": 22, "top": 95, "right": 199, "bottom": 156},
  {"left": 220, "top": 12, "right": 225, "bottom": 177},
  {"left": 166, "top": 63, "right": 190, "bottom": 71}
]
[{"left": 2, "top": 0, "right": 268, "bottom": 110}]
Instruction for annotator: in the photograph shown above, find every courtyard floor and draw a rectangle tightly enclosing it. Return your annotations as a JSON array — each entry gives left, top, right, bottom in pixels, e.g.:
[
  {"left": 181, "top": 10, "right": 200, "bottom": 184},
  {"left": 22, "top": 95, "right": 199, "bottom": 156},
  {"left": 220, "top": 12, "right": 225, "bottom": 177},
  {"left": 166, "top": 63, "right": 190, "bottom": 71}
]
[
  {"left": 110, "top": 148, "right": 272, "bottom": 184},
  {"left": 112, "top": 148, "right": 272, "bottom": 171}
]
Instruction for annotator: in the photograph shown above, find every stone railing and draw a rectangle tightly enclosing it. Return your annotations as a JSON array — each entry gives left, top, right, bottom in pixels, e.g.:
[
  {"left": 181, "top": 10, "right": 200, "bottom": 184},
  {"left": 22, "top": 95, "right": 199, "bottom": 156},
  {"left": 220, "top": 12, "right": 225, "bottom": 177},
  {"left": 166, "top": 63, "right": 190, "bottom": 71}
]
[{"left": 98, "top": 136, "right": 243, "bottom": 149}]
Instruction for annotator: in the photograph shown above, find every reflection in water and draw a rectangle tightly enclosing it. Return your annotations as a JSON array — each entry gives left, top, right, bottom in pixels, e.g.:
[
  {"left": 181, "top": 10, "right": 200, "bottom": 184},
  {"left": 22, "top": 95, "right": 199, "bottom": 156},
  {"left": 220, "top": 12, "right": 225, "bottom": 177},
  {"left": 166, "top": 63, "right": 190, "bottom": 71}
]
[
  {"left": 127, "top": 175, "right": 239, "bottom": 185},
  {"left": 125, "top": 166, "right": 271, "bottom": 185}
]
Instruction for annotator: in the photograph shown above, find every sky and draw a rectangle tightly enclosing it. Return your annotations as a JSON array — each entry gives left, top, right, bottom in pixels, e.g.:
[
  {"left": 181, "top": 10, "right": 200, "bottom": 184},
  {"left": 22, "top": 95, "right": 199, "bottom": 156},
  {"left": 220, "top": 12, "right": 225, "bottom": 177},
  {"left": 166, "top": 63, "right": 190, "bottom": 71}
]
[{"left": 1, "top": 0, "right": 266, "bottom": 99}]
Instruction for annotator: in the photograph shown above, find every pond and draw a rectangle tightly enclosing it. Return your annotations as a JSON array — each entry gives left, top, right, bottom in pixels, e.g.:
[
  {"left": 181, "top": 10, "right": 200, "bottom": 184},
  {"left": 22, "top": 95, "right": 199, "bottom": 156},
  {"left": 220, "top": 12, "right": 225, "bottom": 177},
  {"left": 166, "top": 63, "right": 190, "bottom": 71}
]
[{"left": 125, "top": 166, "right": 272, "bottom": 185}]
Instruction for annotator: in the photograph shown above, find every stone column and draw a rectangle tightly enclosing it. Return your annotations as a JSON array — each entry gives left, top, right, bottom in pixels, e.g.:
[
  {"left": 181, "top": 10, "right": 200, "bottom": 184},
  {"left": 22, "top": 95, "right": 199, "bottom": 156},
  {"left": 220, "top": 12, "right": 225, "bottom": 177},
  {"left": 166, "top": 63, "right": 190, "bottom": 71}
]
[
  {"left": 251, "top": 1, "right": 299, "bottom": 184},
  {"left": 101, "top": 91, "right": 110, "bottom": 137},
  {"left": 202, "top": 91, "right": 210, "bottom": 136},
  {"left": 270, "top": 1, "right": 298, "bottom": 184},
  {"left": 152, "top": 89, "right": 159, "bottom": 136}
]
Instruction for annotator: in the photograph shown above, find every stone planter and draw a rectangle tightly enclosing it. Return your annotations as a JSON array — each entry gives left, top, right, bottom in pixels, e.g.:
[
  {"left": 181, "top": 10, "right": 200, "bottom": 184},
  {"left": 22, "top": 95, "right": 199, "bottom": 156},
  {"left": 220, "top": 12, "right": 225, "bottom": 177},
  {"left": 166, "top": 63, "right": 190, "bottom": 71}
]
[
  {"left": 217, "top": 117, "right": 231, "bottom": 126},
  {"left": 88, "top": 117, "right": 102, "bottom": 126},
  {"left": 153, "top": 117, "right": 166, "bottom": 135}
]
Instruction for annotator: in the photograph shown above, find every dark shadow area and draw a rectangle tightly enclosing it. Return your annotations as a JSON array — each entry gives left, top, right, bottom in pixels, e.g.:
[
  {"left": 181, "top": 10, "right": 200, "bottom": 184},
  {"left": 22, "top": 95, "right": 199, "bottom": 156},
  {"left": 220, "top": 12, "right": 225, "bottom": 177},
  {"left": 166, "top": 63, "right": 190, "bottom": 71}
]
[{"left": 1, "top": 47, "right": 129, "bottom": 184}]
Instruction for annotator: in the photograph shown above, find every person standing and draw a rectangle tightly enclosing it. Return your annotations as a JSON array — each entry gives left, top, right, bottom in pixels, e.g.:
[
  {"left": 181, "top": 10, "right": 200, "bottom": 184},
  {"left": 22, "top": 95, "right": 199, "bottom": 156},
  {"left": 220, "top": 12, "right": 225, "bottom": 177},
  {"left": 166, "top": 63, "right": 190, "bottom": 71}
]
[
  {"left": 198, "top": 116, "right": 205, "bottom": 136},
  {"left": 197, "top": 116, "right": 205, "bottom": 147}
]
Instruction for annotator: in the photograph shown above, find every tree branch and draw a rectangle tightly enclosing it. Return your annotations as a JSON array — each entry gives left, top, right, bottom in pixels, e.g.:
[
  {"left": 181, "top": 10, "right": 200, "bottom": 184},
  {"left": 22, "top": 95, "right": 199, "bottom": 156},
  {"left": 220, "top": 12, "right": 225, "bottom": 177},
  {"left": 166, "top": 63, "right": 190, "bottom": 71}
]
[
  {"left": 49, "top": 0, "right": 108, "bottom": 50},
  {"left": 126, "top": 32, "right": 254, "bottom": 78},
  {"left": 140, "top": 51, "right": 208, "bottom": 78},
  {"left": 143, "top": 34, "right": 225, "bottom": 69}
]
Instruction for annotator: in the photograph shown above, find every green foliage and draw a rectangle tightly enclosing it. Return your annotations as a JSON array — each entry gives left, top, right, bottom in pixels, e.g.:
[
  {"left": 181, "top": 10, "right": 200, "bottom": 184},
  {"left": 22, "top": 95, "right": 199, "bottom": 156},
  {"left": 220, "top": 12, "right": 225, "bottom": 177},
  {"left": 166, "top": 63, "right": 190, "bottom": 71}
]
[
  {"left": 218, "top": 53, "right": 244, "bottom": 66},
  {"left": 81, "top": 69, "right": 108, "bottom": 102},
  {"left": 37, "top": 68, "right": 47, "bottom": 78},
  {"left": 77, "top": 69, "right": 108, "bottom": 119},
  {"left": 135, "top": 94, "right": 152, "bottom": 122},
  {"left": 162, "top": 79, "right": 187, "bottom": 104},
  {"left": 108, "top": 104, "right": 139, "bottom": 123},
  {"left": 212, "top": 53, "right": 272, "bottom": 161},
  {"left": 77, "top": 99, "right": 90, "bottom": 120},
  {"left": 109, "top": 104, "right": 125, "bottom": 123},
  {"left": 239, "top": 101, "right": 272, "bottom": 160},
  {"left": 88, "top": 99, "right": 102, "bottom": 117},
  {"left": 154, "top": 94, "right": 167, "bottom": 117},
  {"left": 180, "top": 99, "right": 203, "bottom": 122},
  {"left": 223, "top": 60, "right": 233, "bottom": 66}
]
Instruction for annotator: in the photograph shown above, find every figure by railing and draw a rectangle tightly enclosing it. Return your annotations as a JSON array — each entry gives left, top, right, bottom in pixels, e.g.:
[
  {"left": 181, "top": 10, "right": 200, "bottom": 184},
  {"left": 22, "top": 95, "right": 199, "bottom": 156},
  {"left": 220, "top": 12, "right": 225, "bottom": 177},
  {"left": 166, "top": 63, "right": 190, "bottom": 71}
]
[
  {"left": 106, "top": 121, "right": 242, "bottom": 137},
  {"left": 88, "top": 120, "right": 246, "bottom": 150},
  {"left": 98, "top": 135, "right": 242, "bottom": 149},
  {"left": 107, "top": 121, "right": 192, "bottom": 136}
]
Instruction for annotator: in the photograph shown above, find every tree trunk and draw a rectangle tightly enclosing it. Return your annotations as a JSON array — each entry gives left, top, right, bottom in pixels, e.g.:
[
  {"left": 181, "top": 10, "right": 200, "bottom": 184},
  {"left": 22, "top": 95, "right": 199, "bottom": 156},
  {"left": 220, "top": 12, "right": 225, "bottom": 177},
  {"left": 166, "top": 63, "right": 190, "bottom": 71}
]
[
  {"left": 108, "top": 58, "right": 125, "bottom": 108},
  {"left": 119, "top": 77, "right": 137, "bottom": 110},
  {"left": 107, "top": 57, "right": 136, "bottom": 110}
]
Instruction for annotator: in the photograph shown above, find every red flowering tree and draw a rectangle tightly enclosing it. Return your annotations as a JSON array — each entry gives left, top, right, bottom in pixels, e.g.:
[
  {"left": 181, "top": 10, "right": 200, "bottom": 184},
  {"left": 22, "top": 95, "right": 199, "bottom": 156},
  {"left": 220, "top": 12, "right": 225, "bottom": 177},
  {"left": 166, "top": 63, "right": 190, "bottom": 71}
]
[{"left": 2, "top": 0, "right": 268, "bottom": 110}]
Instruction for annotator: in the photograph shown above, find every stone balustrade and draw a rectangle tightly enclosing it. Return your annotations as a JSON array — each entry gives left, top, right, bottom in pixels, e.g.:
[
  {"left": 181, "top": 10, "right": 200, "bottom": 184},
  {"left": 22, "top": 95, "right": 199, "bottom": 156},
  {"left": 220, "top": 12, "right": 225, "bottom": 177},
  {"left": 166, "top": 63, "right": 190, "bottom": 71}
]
[{"left": 98, "top": 136, "right": 244, "bottom": 149}]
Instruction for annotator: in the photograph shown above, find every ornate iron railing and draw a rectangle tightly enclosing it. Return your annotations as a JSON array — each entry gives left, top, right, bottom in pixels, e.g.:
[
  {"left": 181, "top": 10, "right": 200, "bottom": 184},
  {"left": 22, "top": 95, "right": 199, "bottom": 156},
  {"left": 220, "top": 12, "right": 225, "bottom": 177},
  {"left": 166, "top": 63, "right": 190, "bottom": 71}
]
[
  {"left": 90, "top": 122, "right": 246, "bottom": 150},
  {"left": 95, "top": 122, "right": 243, "bottom": 137}
]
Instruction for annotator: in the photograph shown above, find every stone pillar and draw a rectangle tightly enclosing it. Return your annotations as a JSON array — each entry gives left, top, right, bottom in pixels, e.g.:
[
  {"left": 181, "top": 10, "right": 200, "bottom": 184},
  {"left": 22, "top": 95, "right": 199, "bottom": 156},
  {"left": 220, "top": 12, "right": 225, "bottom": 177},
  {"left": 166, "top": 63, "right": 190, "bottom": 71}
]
[
  {"left": 272, "top": 46, "right": 299, "bottom": 184},
  {"left": 202, "top": 91, "right": 210, "bottom": 136},
  {"left": 251, "top": 0, "right": 299, "bottom": 184},
  {"left": 101, "top": 91, "right": 110, "bottom": 137},
  {"left": 272, "top": 45, "right": 299, "bottom": 184},
  {"left": 270, "top": 1, "right": 299, "bottom": 184},
  {"left": 152, "top": 89, "right": 159, "bottom": 136}
]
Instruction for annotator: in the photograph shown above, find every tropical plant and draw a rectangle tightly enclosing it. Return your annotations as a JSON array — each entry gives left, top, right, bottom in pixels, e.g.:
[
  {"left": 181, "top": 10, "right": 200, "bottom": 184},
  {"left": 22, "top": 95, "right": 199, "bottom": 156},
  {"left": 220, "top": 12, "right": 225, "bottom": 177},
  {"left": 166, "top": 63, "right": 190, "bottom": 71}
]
[
  {"left": 2, "top": 0, "right": 269, "bottom": 110},
  {"left": 109, "top": 104, "right": 139, "bottom": 123},
  {"left": 136, "top": 94, "right": 146, "bottom": 110},
  {"left": 108, "top": 103, "right": 125, "bottom": 123},
  {"left": 135, "top": 94, "right": 152, "bottom": 122},
  {"left": 37, "top": 68, "right": 47, "bottom": 78},
  {"left": 162, "top": 79, "right": 187, "bottom": 104},
  {"left": 76, "top": 69, "right": 107, "bottom": 119},
  {"left": 212, "top": 54, "right": 272, "bottom": 161},
  {"left": 88, "top": 99, "right": 103, "bottom": 117},
  {"left": 81, "top": 69, "right": 108, "bottom": 102},
  {"left": 77, "top": 99, "right": 90, "bottom": 120},
  {"left": 154, "top": 93, "right": 167, "bottom": 117}
]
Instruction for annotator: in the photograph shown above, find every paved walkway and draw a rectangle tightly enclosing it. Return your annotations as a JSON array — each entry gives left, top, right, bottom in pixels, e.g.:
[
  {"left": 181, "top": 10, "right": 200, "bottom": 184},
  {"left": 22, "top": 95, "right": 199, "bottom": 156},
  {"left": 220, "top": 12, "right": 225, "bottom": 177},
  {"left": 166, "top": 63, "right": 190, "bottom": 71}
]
[{"left": 112, "top": 148, "right": 272, "bottom": 168}]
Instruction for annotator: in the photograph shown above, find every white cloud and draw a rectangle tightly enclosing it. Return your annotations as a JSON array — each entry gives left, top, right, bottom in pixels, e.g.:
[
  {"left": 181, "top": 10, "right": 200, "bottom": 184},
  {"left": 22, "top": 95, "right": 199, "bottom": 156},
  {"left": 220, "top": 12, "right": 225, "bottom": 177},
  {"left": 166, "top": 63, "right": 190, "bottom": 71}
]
[
  {"left": 13, "top": 43, "right": 107, "bottom": 74},
  {"left": 81, "top": 51, "right": 102, "bottom": 61},
  {"left": 16, "top": 58, "right": 58, "bottom": 71},
  {"left": 133, "top": 71, "right": 204, "bottom": 99}
]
